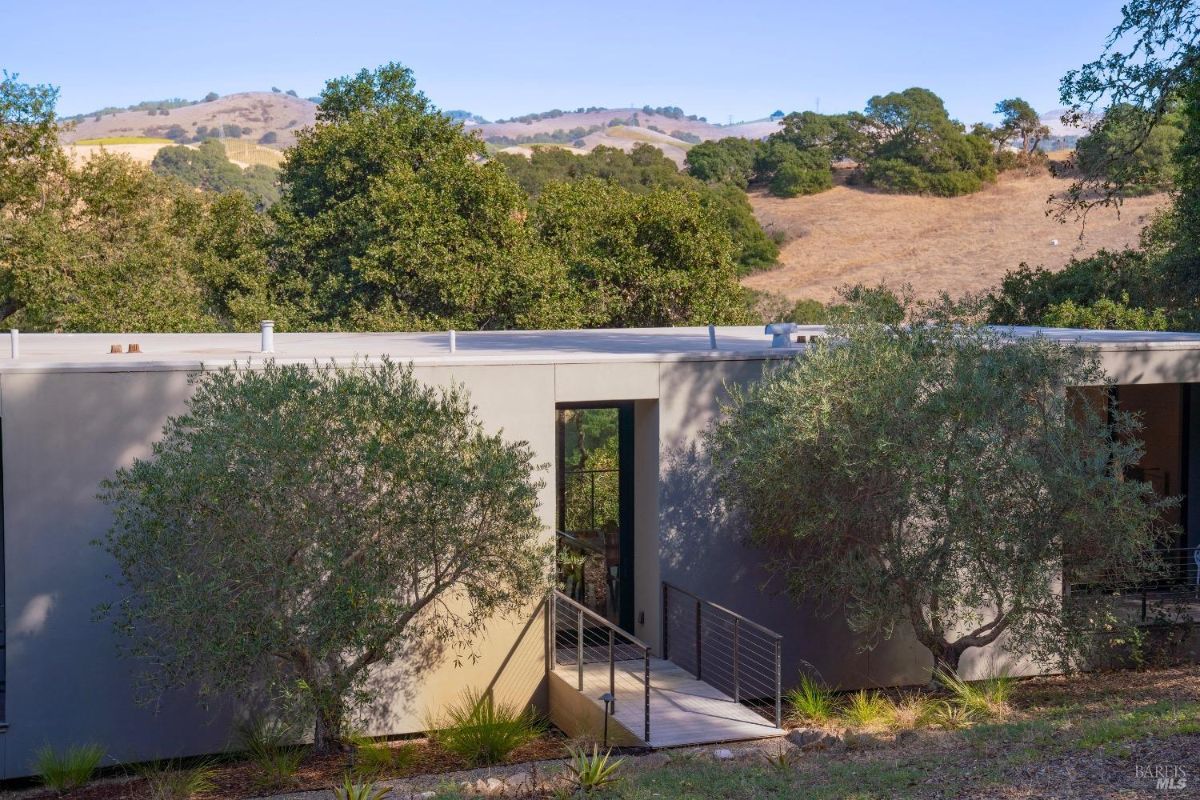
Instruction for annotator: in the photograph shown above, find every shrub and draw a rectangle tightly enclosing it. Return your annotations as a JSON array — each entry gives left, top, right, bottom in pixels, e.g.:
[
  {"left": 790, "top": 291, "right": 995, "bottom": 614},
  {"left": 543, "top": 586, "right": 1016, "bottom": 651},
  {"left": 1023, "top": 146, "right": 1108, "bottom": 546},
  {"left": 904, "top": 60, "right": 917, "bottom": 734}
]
[
  {"left": 351, "top": 737, "right": 416, "bottom": 779},
  {"left": 936, "top": 669, "right": 1015, "bottom": 720},
  {"left": 333, "top": 776, "right": 390, "bottom": 800},
  {"left": 769, "top": 161, "right": 833, "bottom": 197},
  {"left": 433, "top": 690, "right": 543, "bottom": 767},
  {"left": 238, "top": 718, "right": 306, "bottom": 788},
  {"left": 929, "top": 699, "right": 975, "bottom": 730},
  {"left": 839, "top": 690, "right": 894, "bottom": 728},
  {"left": 34, "top": 743, "right": 105, "bottom": 793},
  {"left": 563, "top": 744, "right": 623, "bottom": 796},
  {"left": 889, "top": 694, "right": 941, "bottom": 729},
  {"left": 136, "top": 760, "right": 217, "bottom": 800},
  {"left": 786, "top": 675, "right": 838, "bottom": 724}
]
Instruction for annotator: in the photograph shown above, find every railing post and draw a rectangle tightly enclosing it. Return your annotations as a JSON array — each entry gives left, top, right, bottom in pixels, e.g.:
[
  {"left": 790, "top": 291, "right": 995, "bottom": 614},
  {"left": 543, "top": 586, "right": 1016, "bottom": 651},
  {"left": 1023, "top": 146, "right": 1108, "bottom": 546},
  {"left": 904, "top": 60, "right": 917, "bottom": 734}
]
[
  {"left": 644, "top": 650, "right": 651, "bottom": 745},
  {"left": 695, "top": 599, "right": 702, "bottom": 680},
  {"left": 577, "top": 607, "right": 585, "bottom": 691},
  {"left": 774, "top": 638, "right": 783, "bottom": 729},
  {"left": 732, "top": 617, "right": 741, "bottom": 704},
  {"left": 608, "top": 628, "right": 616, "bottom": 711},
  {"left": 662, "top": 583, "right": 669, "bottom": 659},
  {"left": 549, "top": 592, "right": 556, "bottom": 670}
]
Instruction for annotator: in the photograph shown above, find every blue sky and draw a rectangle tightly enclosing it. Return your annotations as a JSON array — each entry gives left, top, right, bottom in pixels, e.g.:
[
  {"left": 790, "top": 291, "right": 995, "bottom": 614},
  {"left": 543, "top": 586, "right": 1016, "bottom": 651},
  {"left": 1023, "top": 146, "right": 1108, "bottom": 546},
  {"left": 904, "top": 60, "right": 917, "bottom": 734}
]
[{"left": 5, "top": 0, "right": 1127, "bottom": 124}]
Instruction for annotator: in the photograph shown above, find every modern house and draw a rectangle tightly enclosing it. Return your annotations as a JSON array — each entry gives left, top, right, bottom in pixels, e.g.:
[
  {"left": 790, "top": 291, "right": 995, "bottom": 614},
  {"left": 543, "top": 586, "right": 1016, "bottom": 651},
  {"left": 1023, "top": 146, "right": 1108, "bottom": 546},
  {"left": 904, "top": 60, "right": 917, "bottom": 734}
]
[{"left": 1, "top": 324, "right": 1198, "bottom": 776}]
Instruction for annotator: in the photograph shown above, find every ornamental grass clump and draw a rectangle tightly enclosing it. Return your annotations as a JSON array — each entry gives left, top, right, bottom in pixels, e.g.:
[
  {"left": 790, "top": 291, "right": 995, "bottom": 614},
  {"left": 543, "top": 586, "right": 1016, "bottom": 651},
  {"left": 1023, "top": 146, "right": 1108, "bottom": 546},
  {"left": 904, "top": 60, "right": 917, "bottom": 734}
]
[
  {"left": 34, "top": 744, "right": 105, "bottom": 794},
  {"left": 433, "top": 690, "right": 543, "bottom": 767}
]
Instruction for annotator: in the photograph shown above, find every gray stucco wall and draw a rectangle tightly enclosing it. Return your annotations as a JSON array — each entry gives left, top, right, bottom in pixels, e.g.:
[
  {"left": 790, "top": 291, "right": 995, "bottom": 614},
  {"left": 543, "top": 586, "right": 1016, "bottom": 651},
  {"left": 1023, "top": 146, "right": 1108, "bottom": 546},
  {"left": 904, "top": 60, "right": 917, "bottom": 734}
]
[{"left": 0, "top": 344, "right": 1190, "bottom": 776}]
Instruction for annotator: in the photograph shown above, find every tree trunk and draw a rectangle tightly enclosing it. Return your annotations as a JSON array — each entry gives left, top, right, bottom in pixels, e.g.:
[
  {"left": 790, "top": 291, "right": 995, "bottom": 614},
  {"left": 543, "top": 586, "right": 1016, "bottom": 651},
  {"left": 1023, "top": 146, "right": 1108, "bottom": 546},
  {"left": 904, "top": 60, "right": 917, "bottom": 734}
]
[
  {"left": 924, "top": 640, "right": 964, "bottom": 685},
  {"left": 312, "top": 697, "right": 348, "bottom": 753}
]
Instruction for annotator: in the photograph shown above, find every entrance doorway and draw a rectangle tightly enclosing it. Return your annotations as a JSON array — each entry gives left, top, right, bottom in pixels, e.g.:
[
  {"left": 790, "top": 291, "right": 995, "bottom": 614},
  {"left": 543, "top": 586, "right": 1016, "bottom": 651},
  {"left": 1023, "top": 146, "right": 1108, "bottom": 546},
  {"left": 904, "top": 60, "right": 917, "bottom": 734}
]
[{"left": 555, "top": 402, "right": 635, "bottom": 632}]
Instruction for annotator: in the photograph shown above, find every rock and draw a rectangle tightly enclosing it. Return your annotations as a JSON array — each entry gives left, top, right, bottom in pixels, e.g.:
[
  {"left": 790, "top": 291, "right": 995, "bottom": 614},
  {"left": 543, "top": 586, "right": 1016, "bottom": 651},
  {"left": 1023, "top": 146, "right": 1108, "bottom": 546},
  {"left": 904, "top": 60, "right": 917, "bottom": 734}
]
[
  {"left": 504, "top": 771, "right": 533, "bottom": 790},
  {"left": 462, "top": 776, "right": 508, "bottom": 796},
  {"left": 713, "top": 747, "right": 735, "bottom": 760},
  {"left": 787, "top": 728, "right": 841, "bottom": 750},
  {"left": 843, "top": 731, "right": 884, "bottom": 750}
]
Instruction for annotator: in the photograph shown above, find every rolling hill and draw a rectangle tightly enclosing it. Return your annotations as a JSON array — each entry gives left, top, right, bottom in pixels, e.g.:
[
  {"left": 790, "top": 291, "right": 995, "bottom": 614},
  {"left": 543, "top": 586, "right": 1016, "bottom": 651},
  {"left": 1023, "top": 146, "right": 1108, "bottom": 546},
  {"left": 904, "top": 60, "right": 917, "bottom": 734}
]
[
  {"left": 62, "top": 92, "right": 317, "bottom": 149},
  {"left": 742, "top": 169, "right": 1166, "bottom": 303}
]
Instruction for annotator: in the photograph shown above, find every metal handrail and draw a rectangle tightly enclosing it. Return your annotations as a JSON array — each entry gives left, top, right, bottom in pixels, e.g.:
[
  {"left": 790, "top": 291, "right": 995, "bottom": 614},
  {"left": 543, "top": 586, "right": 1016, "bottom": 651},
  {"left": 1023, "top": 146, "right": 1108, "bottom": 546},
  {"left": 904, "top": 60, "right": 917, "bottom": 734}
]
[
  {"left": 550, "top": 589, "right": 651, "bottom": 744},
  {"left": 662, "top": 581, "right": 784, "bottom": 729},
  {"left": 663, "top": 581, "right": 784, "bottom": 641}
]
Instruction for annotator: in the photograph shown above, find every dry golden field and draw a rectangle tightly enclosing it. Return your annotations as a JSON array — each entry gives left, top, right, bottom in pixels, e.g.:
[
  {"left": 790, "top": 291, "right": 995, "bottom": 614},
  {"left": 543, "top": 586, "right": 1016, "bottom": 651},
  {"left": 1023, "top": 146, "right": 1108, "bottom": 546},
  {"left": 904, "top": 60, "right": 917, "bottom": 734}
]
[{"left": 743, "top": 169, "right": 1169, "bottom": 302}]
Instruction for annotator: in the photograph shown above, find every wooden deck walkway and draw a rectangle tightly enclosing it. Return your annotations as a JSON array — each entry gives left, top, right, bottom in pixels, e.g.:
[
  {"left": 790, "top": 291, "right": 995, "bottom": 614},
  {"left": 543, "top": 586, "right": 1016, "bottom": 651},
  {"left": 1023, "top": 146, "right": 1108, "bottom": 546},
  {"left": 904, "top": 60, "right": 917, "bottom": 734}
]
[{"left": 551, "top": 657, "right": 784, "bottom": 748}]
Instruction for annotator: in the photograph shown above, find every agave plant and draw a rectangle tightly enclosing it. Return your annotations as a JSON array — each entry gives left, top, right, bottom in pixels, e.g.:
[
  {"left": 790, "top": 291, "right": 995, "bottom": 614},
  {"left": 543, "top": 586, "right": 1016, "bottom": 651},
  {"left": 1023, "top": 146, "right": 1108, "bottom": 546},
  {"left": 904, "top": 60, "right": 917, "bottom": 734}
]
[
  {"left": 563, "top": 744, "right": 623, "bottom": 796},
  {"left": 333, "top": 775, "right": 391, "bottom": 800}
]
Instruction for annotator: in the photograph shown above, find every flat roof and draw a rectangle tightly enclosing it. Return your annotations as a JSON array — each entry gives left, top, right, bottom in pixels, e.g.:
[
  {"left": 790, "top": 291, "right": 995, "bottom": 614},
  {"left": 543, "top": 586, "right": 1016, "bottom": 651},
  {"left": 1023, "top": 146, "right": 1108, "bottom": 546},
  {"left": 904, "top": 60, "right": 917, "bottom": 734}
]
[{"left": 0, "top": 325, "right": 1198, "bottom": 374}]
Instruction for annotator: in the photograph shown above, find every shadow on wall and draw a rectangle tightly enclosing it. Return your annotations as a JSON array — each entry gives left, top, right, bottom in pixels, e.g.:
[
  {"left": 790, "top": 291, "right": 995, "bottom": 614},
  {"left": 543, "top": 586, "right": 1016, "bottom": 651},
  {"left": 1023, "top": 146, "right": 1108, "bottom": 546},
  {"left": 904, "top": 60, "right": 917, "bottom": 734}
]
[
  {"left": 356, "top": 597, "right": 549, "bottom": 736},
  {"left": 656, "top": 432, "right": 1023, "bottom": 689}
]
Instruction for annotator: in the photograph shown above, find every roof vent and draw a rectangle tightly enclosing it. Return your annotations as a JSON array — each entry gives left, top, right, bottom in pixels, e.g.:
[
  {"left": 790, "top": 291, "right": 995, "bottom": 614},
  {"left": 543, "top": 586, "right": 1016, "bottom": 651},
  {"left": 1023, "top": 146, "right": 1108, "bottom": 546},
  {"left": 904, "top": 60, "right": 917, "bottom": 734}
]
[
  {"left": 128, "top": 343, "right": 142, "bottom": 354},
  {"left": 260, "top": 320, "right": 275, "bottom": 353},
  {"left": 110, "top": 344, "right": 124, "bottom": 354},
  {"left": 764, "top": 322, "right": 799, "bottom": 348}
]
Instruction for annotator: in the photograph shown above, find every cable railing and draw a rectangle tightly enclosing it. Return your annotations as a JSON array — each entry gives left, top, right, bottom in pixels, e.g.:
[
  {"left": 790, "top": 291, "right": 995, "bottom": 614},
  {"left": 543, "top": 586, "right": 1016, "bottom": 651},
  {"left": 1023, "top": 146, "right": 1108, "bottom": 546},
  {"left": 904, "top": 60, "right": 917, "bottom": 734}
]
[
  {"left": 661, "top": 581, "right": 783, "bottom": 728},
  {"left": 549, "top": 589, "right": 651, "bottom": 743},
  {"left": 1067, "top": 545, "right": 1200, "bottom": 622}
]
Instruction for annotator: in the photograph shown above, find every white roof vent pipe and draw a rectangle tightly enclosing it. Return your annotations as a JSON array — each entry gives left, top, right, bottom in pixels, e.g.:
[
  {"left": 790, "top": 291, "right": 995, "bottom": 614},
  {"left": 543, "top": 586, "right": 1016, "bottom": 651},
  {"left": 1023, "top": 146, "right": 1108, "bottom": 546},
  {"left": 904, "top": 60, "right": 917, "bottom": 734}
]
[
  {"left": 449, "top": 329, "right": 457, "bottom": 353},
  {"left": 764, "top": 322, "right": 798, "bottom": 348},
  {"left": 9, "top": 329, "right": 18, "bottom": 360},
  {"left": 708, "top": 324, "right": 717, "bottom": 350},
  {"left": 260, "top": 320, "right": 275, "bottom": 354}
]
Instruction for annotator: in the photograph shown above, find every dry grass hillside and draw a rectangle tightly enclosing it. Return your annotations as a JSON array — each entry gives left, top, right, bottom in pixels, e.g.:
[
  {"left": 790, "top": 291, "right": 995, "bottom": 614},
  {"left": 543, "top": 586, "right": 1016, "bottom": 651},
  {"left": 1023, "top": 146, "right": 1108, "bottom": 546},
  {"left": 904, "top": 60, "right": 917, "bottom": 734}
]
[
  {"left": 63, "top": 92, "right": 316, "bottom": 149},
  {"left": 743, "top": 170, "right": 1167, "bottom": 302}
]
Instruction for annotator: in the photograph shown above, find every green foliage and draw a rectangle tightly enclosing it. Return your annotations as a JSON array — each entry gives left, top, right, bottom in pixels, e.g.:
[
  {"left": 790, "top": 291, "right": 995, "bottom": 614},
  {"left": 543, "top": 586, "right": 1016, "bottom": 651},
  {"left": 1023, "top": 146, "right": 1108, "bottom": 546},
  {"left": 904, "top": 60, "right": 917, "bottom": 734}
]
[
  {"left": 563, "top": 744, "right": 624, "bottom": 796},
  {"left": 334, "top": 776, "right": 391, "bottom": 800},
  {"left": 685, "top": 137, "right": 759, "bottom": 189},
  {"left": 1075, "top": 102, "right": 1184, "bottom": 195},
  {"left": 351, "top": 736, "right": 416, "bottom": 779},
  {"left": 707, "top": 294, "right": 1170, "bottom": 676},
  {"left": 99, "top": 361, "right": 548, "bottom": 751},
  {"left": 135, "top": 760, "right": 217, "bottom": 800},
  {"left": 33, "top": 743, "right": 105, "bottom": 793},
  {"left": 498, "top": 143, "right": 778, "bottom": 275},
  {"left": 152, "top": 140, "right": 280, "bottom": 207},
  {"left": 986, "top": 249, "right": 1166, "bottom": 328},
  {"left": 774, "top": 110, "right": 868, "bottom": 161},
  {"left": 238, "top": 716, "right": 306, "bottom": 786},
  {"left": 994, "top": 98, "right": 1049, "bottom": 156},
  {"left": 433, "top": 690, "right": 543, "bottom": 767},
  {"left": 272, "top": 63, "right": 575, "bottom": 331},
  {"left": 861, "top": 88, "right": 996, "bottom": 196},
  {"left": 935, "top": 669, "right": 1014, "bottom": 720},
  {"left": 1042, "top": 295, "right": 1169, "bottom": 331},
  {"left": 531, "top": 178, "right": 752, "bottom": 326},
  {"left": 840, "top": 691, "right": 894, "bottom": 728},
  {"left": 1, "top": 72, "right": 69, "bottom": 212},
  {"left": 786, "top": 675, "right": 838, "bottom": 723}
]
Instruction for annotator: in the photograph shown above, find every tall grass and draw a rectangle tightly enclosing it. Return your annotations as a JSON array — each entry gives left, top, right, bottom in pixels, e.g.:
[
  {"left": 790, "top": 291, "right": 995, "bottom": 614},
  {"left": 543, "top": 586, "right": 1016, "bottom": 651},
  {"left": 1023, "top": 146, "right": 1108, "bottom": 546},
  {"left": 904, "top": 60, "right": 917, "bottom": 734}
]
[
  {"left": 786, "top": 675, "right": 838, "bottom": 724},
  {"left": 136, "top": 760, "right": 217, "bottom": 800},
  {"left": 840, "top": 690, "right": 894, "bottom": 728},
  {"left": 34, "top": 744, "right": 105, "bottom": 793},
  {"left": 236, "top": 717, "right": 305, "bottom": 788},
  {"left": 432, "top": 690, "right": 543, "bottom": 767},
  {"left": 350, "top": 735, "right": 416, "bottom": 779},
  {"left": 936, "top": 669, "right": 1015, "bottom": 720}
]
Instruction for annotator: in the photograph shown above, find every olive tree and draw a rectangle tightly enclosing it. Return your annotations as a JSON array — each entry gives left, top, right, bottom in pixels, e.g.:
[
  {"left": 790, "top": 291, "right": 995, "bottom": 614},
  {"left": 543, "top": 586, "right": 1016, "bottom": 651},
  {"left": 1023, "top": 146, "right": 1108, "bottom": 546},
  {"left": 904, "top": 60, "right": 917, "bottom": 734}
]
[
  {"left": 99, "top": 359, "right": 548, "bottom": 750},
  {"left": 707, "top": 301, "right": 1169, "bottom": 676}
]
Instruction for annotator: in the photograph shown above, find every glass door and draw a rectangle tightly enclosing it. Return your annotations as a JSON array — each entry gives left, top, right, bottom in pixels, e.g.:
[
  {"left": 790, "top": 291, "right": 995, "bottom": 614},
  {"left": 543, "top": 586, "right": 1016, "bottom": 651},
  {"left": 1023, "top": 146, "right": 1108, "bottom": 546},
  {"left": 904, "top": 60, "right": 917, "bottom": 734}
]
[{"left": 556, "top": 403, "right": 634, "bottom": 631}]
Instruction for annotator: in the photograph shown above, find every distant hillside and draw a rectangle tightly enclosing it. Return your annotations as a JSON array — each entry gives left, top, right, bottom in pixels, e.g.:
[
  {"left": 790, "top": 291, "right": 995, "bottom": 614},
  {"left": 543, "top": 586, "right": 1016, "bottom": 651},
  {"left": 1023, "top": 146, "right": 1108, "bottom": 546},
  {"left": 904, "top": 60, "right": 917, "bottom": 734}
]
[
  {"left": 61, "top": 95, "right": 784, "bottom": 166},
  {"left": 742, "top": 169, "right": 1164, "bottom": 303},
  {"left": 61, "top": 92, "right": 317, "bottom": 149},
  {"left": 474, "top": 107, "right": 781, "bottom": 165}
]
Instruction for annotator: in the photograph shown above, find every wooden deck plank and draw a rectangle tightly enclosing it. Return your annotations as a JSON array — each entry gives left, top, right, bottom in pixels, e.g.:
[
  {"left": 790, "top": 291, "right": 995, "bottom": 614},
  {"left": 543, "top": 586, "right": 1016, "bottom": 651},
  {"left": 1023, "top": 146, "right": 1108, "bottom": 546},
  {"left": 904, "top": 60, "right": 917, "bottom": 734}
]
[{"left": 551, "top": 657, "right": 783, "bottom": 748}]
